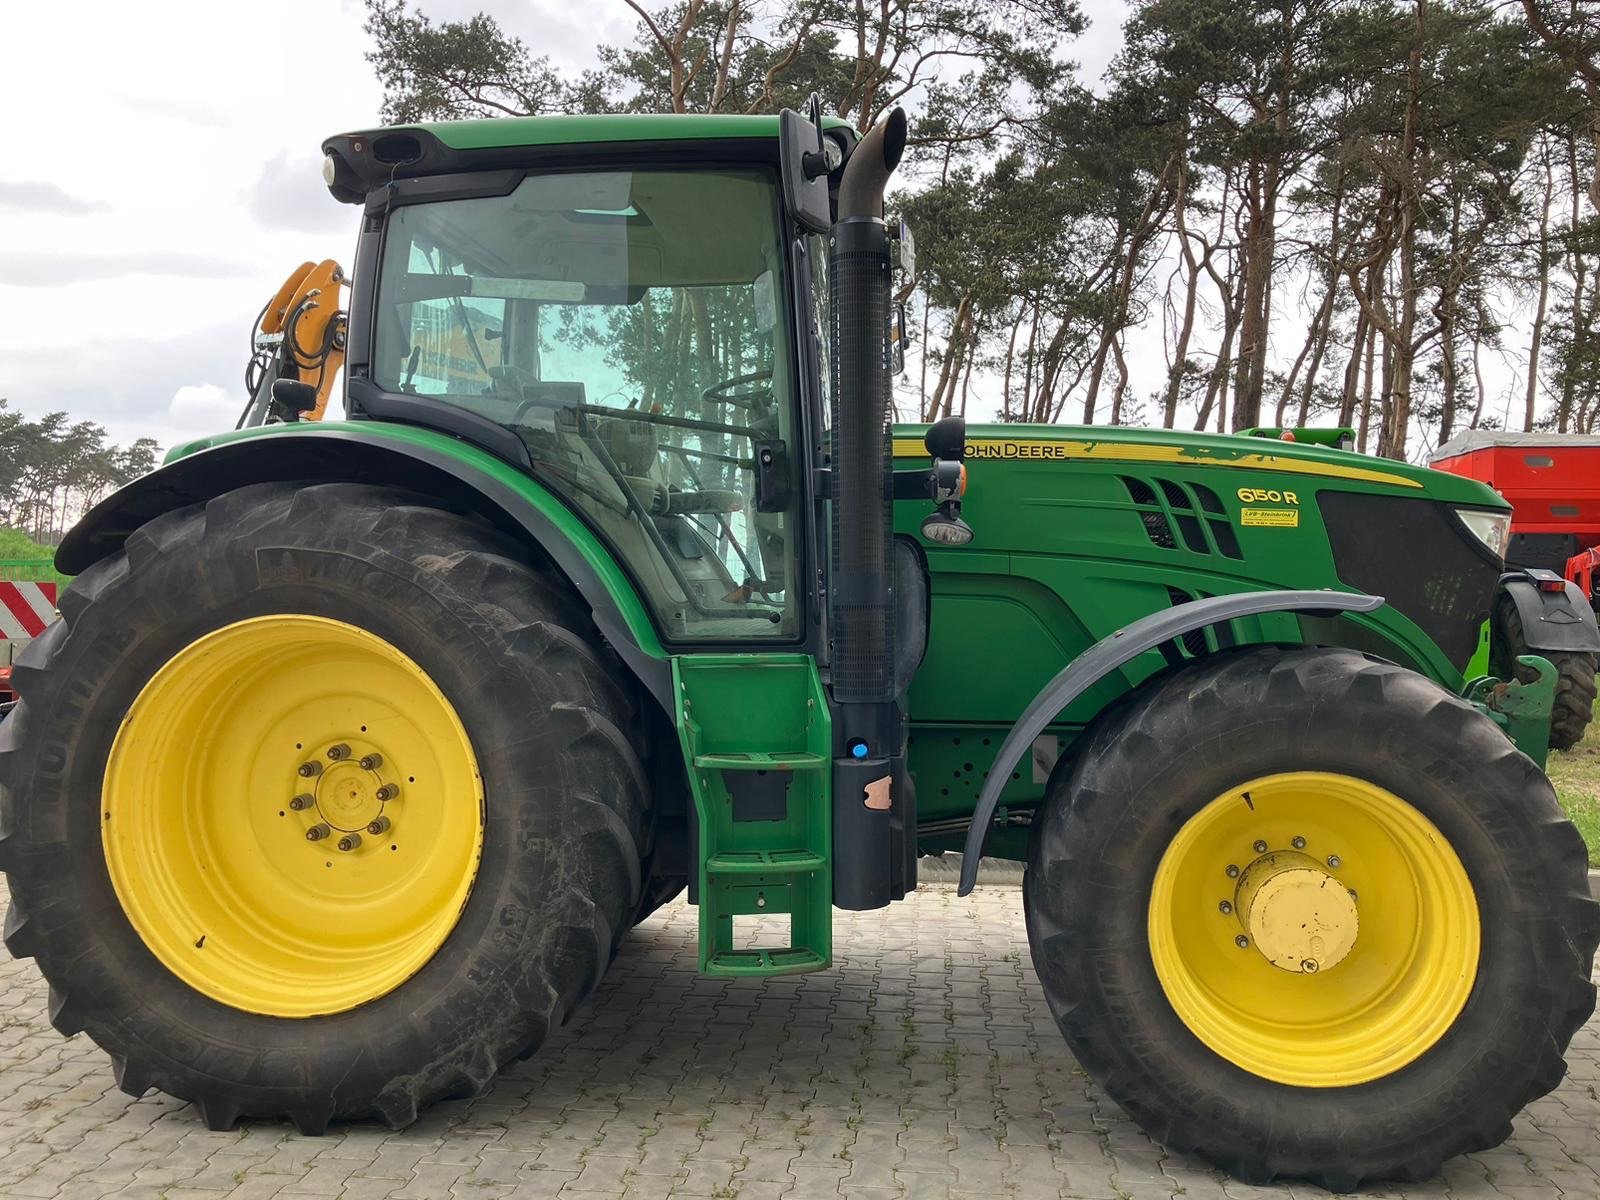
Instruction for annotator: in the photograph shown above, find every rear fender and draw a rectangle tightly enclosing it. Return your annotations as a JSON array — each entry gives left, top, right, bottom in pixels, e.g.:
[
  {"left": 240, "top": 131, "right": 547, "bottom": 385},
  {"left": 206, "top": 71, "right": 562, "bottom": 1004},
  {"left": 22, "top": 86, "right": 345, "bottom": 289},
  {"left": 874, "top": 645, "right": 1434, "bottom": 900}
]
[
  {"left": 1497, "top": 570, "right": 1600, "bottom": 655},
  {"left": 955, "top": 589, "right": 1385, "bottom": 895},
  {"left": 56, "top": 422, "right": 673, "bottom": 710}
]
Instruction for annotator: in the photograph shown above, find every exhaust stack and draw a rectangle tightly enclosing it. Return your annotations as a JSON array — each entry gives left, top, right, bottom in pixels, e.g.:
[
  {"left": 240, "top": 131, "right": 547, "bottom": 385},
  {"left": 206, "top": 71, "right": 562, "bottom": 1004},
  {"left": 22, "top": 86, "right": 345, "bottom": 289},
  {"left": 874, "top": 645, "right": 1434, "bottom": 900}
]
[
  {"left": 828, "top": 108, "right": 906, "bottom": 704},
  {"left": 828, "top": 108, "right": 909, "bottom": 910}
]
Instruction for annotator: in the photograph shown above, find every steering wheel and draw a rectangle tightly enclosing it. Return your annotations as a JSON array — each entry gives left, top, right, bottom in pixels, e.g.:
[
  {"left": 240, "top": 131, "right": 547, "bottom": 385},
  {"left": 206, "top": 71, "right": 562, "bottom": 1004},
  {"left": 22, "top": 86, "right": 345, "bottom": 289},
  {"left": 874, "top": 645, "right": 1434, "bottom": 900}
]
[{"left": 702, "top": 369, "right": 773, "bottom": 413}]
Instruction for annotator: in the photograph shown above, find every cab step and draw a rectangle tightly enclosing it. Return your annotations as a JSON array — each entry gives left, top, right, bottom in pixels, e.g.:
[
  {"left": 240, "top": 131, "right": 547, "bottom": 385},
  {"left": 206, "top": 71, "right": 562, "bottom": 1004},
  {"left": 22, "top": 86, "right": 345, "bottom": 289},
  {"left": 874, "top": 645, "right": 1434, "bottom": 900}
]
[
  {"left": 672, "top": 654, "right": 832, "bottom": 979},
  {"left": 707, "top": 948, "right": 828, "bottom": 977}
]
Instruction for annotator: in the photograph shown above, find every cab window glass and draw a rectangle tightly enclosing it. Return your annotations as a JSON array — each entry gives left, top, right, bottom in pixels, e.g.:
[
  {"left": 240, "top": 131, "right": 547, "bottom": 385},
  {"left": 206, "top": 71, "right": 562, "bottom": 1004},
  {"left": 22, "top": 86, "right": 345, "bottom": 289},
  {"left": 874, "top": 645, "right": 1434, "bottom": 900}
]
[{"left": 376, "top": 168, "right": 799, "bottom": 641}]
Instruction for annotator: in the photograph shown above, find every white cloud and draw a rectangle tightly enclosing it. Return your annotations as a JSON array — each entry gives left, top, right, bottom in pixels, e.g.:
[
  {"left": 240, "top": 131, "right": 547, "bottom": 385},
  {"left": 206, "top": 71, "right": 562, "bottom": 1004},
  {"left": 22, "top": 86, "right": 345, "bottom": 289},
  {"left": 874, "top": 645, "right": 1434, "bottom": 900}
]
[
  {"left": 168, "top": 383, "right": 243, "bottom": 432},
  {"left": 0, "top": 0, "right": 380, "bottom": 447},
  {"left": 247, "top": 151, "right": 355, "bottom": 235},
  {"left": 0, "top": 180, "right": 110, "bottom": 215},
  {"left": 0, "top": 252, "right": 249, "bottom": 288}
]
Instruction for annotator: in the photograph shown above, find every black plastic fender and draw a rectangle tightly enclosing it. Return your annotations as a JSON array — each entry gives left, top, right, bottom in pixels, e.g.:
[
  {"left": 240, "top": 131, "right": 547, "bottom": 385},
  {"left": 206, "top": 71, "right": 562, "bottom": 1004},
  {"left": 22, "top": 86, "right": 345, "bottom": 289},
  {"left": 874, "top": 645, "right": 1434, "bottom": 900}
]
[
  {"left": 955, "top": 588, "right": 1385, "bottom": 895},
  {"left": 54, "top": 430, "right": 675, "bottom": 711},
  {"left": 1497, "top": 569, "right": 1600, "bottom": 654}
]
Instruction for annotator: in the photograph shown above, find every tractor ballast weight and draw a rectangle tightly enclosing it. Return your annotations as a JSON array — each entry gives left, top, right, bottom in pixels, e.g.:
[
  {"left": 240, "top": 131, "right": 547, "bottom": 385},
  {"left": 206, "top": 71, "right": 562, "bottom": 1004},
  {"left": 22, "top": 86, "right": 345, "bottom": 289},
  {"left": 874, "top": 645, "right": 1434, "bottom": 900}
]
[{"left": 4, "top": 107, "right": 1598, "bottom": 1193}]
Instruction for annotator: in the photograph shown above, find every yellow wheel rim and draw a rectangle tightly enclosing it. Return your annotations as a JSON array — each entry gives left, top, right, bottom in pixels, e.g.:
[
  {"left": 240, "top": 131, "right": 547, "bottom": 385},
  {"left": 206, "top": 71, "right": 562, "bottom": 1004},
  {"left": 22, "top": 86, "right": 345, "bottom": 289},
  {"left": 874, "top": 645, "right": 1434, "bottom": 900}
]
[
  {"left": 103, "top": 615, "right": 483, "bottom": 1018},
  {"left": 1147, "top": 771, "right": 1479, "bottom": 1086}
]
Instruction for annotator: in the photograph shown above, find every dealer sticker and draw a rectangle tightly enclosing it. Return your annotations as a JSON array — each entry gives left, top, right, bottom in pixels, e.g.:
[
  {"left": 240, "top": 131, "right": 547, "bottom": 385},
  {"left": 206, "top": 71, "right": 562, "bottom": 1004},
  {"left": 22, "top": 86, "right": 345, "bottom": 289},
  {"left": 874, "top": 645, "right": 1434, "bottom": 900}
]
[{"left": 1240, "top": 508, "right": 1299, "bottom": 528}]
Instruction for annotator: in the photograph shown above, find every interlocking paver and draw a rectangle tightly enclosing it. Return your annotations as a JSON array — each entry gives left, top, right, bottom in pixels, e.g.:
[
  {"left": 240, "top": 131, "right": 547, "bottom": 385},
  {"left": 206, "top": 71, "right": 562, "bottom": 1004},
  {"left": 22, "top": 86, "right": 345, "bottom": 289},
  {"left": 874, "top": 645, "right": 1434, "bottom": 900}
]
[{"left": 3, "top": 879, "right": 1600, "bottom": 1199}]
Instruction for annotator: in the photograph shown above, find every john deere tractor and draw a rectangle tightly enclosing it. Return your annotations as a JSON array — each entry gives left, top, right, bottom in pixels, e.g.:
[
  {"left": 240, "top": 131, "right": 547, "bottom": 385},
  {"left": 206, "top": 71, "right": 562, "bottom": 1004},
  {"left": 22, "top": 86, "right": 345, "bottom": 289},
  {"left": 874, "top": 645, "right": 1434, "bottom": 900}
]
[{"left": 4, "top": 106, "right": 1598, "bottom": 1191}]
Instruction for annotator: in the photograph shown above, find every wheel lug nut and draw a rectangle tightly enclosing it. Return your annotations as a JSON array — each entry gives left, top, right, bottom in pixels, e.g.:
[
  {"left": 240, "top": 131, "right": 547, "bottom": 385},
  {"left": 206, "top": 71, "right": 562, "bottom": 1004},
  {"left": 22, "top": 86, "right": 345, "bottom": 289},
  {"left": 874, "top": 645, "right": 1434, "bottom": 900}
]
[
  {"left": 1252, "top": 840, "right": 1268, "bottom": 854},
  {"left": 337, "top": 832, "right": 362, "bottom": 852},
  {"left": 306, "top": 823, "right": 331, "bottom": 841},
  {"left": 327, "top": 744, "right": 351, "bottom": 761},
  {"left": 359, "top": 753, "right": 383, "bottom": 770},
  {"left": 366, "top": 816, "right": 391, "bottom": 836},
  {"left": 1291, "top": 836, "right": 1306, "bottom": 850},
  {"left": 1225, "top": 864, "right": 1240, "bottom": 879},
  {"left": 375, "top": 784, "right": 399, "bottom": 802},
  {"left": 297, "top": 761, "right": 323, "bottom": 778},
  {"left": 1218, "top": 900, "right": 1232, "bottom": 915},
  {"left": 289, "top": 794, "right": 316, "bottom": 812},
  {"left": 1235, "top": 935, "right": 1250, "bottom": 949},
  {"left": 1326, "top": 855, "right": 1342, "bottom": 869}
]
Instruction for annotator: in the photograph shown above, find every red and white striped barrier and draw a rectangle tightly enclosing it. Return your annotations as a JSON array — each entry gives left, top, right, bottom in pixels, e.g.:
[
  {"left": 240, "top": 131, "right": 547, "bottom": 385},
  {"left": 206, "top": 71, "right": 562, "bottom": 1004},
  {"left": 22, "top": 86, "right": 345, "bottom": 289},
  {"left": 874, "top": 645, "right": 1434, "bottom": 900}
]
[{"left": 0, "top": 582, "right": 57, "bottom": 641}]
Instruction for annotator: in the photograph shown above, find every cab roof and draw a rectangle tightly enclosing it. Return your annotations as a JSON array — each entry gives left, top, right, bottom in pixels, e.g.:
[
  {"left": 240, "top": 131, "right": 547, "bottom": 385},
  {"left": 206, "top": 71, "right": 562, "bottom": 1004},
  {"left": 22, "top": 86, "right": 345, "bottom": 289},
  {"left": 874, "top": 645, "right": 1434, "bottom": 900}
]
[
  {"left": 321, "top": 112, "right": 854, "bottom": 203},
  {"left": 415, "top": 113, "right": 853, "bottom": 151}
]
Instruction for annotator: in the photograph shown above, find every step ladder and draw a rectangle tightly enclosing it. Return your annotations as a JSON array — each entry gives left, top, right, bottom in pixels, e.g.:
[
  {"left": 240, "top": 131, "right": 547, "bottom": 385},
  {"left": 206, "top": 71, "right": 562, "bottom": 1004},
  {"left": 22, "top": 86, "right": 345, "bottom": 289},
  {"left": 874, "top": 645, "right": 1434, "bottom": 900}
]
[{"left": 672, "top": 654, "right": 831, "bottom": 978}]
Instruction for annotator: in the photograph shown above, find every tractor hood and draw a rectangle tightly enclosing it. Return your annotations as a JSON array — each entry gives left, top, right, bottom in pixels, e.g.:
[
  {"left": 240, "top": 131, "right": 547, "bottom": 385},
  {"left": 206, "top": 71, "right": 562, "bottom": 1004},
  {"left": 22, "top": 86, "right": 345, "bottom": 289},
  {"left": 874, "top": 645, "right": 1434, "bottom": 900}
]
[
  {"left": 893, "top": 423, "right": 1506, "bottom": 510},
  {"left": 893, "top": 422, "right": 1509, "bottom": 682}
]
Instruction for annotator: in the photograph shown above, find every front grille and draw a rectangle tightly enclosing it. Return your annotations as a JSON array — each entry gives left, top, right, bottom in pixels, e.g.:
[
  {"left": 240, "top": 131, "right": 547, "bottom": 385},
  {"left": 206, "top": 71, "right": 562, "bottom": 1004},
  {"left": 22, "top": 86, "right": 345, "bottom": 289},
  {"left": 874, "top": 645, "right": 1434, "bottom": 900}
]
[
  {"left": 1120, "top": 476, "right": 1244, "bottom": 560},
  {"left": 1318, "top": 493, "right": 1500, "bottom": 667}
]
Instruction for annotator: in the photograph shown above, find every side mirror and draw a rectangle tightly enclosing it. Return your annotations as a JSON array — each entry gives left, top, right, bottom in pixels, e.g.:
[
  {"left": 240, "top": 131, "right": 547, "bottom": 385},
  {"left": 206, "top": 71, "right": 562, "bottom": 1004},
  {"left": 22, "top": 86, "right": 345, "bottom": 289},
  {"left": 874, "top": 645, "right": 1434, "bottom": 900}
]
[
  {"left": 924, "top": 415, "right": 966, "bottom": 462},
  {"left": 780, "top": 99, "right": 831, "bottom": 235},
  {"left": 891, "top": 305, "right": 908, "bottom": 376},
  {"left": 270, "top": 378, "right": 318, "bottom": 423}
]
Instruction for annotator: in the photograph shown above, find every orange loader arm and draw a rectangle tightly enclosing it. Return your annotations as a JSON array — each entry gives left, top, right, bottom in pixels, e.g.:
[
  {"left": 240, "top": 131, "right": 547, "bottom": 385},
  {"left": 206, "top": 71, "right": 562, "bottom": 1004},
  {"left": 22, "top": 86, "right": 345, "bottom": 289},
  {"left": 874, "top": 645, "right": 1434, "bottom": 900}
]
[{"left": 249, "top": 260, "right": 347, "bottom": 422}]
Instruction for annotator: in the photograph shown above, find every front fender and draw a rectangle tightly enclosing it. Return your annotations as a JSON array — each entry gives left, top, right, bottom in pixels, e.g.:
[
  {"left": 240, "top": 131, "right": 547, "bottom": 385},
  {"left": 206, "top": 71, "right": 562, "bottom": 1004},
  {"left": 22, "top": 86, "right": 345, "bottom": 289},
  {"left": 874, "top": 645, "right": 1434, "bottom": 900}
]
[
  {"left": 1498, "top": 571, "right": 1600, "bottom": 655},
  {"left": 57, "top": 420, "right": 672, "bottom": 709},
  {"left": 955, "top": 588, "right": 1385, "bottom": 894}
]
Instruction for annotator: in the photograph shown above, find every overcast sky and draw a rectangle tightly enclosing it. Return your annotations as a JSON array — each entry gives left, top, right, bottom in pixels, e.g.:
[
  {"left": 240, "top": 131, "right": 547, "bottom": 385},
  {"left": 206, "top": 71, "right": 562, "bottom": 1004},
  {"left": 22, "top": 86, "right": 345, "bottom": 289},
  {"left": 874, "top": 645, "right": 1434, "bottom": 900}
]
[{"left": 0, "top": 1, "right": 1127, "bottom": 453}]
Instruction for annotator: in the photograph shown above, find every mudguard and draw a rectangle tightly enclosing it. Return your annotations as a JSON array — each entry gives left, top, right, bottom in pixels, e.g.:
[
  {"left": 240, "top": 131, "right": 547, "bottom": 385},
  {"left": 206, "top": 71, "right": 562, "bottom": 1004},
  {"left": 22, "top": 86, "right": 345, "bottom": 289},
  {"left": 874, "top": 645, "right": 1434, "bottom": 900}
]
[
  {"left": 55, "top": 423, "right": 674, "bottom": 710},
  {"left": 1498, "top": 570, "right": 1600, "bottom": 654},
  {"left": 955, "top": 588, "right": 1386, "bottom": 895}
]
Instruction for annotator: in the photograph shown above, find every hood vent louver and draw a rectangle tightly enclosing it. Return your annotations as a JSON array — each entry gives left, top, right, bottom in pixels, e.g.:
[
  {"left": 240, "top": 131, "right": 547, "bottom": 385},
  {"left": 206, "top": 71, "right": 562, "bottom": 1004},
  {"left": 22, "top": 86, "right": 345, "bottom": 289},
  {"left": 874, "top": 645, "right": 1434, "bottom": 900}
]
[{"left": 1119, "top": 476, "right": 1244, "bottom": 561}]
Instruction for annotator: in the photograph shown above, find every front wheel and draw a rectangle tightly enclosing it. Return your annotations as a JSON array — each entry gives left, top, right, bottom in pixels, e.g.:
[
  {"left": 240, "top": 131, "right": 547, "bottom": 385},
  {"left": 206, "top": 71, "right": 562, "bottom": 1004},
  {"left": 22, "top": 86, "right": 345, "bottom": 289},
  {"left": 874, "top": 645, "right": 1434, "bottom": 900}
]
[{"left": 1024, "top": 648, "right": 1598, "bottom": 1192}]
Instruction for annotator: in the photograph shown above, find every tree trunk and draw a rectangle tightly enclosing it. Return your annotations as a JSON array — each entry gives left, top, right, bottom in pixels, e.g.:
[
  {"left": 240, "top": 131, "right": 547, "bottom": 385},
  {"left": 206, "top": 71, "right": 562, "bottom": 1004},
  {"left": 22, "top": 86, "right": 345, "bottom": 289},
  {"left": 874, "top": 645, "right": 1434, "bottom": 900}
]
[
  {"left": 1357, "top": 318, "right": 1378, "bottom": 454},
  {"left": 1526, "top": 142, "right": 1555, "bottom": 431},
  {"left": 1165, "top": 160, "right": 1205, "bottom": 430},
  {"left": 1378, "top": 1, "right": 1427, "bottom": 460},
  {"left": 1283, "top": 170, "right": 1348, "bottom": 424}
]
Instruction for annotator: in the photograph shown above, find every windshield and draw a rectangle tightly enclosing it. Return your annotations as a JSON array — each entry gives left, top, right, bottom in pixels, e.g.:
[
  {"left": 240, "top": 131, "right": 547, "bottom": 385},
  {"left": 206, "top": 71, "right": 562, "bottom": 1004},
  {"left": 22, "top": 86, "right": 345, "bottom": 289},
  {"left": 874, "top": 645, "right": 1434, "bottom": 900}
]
[{"left": 375, "top": 167, "right": 800, "bottom": 641}]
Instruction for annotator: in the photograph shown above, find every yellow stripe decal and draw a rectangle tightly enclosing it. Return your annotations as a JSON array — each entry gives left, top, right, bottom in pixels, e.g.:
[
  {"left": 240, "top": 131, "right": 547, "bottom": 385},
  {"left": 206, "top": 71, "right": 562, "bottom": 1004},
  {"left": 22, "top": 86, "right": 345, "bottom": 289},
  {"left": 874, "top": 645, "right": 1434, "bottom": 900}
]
[{"left": 889, "top": 437, "right": 1421, "bottom": 489}]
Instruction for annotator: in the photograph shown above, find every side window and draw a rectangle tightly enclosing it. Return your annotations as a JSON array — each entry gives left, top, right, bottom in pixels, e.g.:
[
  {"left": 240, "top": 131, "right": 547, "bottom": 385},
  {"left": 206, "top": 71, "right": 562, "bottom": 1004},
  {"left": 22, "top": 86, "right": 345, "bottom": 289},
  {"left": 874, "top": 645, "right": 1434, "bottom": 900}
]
[
  {"left": 376, "top": 168, "right": 802, "bottom": 643},
  {"left": 397, "top": 246, "right": 506, "bottom": 393},
  {"left": 808, "top": 234, "right": 831, "bottom": 432}
]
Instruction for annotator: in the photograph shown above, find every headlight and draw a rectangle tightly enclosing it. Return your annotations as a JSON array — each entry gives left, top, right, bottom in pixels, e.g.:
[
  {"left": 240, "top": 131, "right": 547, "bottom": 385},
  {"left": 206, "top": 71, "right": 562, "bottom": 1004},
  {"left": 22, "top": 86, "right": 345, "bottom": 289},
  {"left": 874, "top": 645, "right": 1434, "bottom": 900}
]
[{"left": 1454, "top": 508, "right": 1511, "bottom": 558}]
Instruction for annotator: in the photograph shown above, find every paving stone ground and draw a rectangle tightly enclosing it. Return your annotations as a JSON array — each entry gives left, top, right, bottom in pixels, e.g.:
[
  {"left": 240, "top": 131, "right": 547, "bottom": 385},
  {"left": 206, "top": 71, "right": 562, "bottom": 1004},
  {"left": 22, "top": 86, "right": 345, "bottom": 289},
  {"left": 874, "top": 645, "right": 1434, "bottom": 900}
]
[{"left": 2, "top": 878, "right": 1599, "bottom": 1200}]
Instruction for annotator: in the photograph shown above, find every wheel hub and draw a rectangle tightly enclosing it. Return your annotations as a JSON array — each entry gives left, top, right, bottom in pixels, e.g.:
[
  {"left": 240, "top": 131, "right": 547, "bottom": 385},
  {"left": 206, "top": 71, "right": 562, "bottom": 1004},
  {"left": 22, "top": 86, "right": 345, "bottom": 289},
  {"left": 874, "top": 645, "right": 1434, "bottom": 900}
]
[
  {"left": 1234, "top": 851, "right": 1358, "bottom": 973},
  {"left": 302, "top": 745, "right": 398, "bottom": 836},
  {"left": 1147, "top": 772, "right": 1480, "bottom": 1087}
]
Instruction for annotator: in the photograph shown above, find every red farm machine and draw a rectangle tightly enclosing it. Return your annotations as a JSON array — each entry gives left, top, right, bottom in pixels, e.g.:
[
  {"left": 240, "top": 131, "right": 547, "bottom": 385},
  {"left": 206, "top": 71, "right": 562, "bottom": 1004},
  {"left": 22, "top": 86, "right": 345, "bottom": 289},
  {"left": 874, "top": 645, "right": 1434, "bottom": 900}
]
[{"left": 1432, "top": 430, "right": 1600, "bottom": 749}]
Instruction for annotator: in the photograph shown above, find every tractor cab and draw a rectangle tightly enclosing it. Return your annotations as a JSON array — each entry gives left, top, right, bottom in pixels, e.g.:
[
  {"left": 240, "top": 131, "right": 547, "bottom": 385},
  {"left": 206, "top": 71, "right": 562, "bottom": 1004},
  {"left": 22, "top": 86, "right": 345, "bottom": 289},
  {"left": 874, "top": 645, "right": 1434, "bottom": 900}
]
[{"left": 320, "top": 115, "right": 918, "bottom": 652}]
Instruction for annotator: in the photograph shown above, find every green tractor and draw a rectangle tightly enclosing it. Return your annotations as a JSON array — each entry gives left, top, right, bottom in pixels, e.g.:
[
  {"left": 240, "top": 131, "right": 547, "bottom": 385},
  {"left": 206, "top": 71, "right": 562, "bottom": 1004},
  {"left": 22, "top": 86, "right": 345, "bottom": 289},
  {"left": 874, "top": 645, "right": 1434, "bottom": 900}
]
[{"left": 3, "top": 106, "right": 1598, "bottom": 1191}]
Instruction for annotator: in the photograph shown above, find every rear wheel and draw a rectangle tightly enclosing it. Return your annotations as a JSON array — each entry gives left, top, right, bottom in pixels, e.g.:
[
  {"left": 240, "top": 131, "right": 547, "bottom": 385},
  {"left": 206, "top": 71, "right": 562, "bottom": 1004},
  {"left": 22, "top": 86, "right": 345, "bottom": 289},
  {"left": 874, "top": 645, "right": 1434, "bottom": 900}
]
[
  {"left": 1024, "top": 648, "right": 1598, "bottom": 1191},
  {"left": 1494, "top": 591, "right": 1597, "bottom": 751},
  {"left": 0, "top": 482, "right": 648, "bottom": 1131}
]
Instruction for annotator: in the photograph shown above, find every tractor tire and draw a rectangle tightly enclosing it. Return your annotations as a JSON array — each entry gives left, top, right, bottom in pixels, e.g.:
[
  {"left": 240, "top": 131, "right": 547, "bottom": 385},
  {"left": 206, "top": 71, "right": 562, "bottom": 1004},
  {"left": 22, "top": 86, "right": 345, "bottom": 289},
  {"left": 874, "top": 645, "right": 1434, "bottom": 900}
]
[
  {"left": 1493, "top": 591, "right": 1597, "bottom": 751},
  {"left": 1024, "top": 647, "right": 1598, "bottom": 1192},
  {"left": 0, "top": 482, "right": 649, "bottom": 1133}
]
